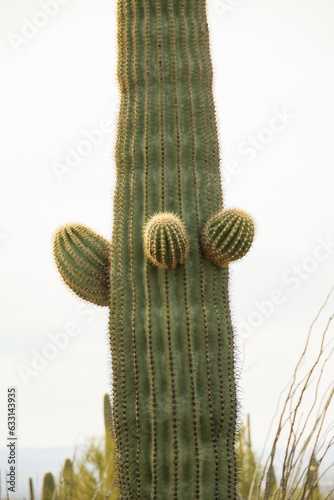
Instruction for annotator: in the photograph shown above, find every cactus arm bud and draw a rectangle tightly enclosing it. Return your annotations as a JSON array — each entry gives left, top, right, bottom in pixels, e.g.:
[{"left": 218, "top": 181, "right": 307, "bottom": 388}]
[
  {"left": 202, "top": 208, "right": 255, "bottom": 267},
  {"left": 143, "top": 212, "right": 189, "bottom": 269},
  {"left": 53, "top": 223, "right": 110, "bottom": 306}
]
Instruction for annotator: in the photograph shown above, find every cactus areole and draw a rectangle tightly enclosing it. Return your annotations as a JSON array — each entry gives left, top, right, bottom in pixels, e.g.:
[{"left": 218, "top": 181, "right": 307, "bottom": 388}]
[{"left": 53, "top": 0, "right": 255, "bottom": 498}]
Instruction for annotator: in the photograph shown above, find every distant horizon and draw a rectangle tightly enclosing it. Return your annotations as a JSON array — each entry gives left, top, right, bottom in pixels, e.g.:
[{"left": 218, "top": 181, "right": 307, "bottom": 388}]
[{"left": 1, "top": 443, "right": 333, "bottom": 498}]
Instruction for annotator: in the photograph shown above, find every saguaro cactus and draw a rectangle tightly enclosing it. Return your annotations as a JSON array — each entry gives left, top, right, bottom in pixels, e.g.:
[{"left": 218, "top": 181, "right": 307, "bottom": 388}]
[{"left": 53, "top": 0, "right": 255, "bottom": 498}]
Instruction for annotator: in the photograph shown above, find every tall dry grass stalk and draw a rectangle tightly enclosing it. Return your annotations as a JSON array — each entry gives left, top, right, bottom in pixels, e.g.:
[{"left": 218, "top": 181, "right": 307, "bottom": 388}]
[{"left": 246, "top": 287, "right": 334, "bottom": 500}]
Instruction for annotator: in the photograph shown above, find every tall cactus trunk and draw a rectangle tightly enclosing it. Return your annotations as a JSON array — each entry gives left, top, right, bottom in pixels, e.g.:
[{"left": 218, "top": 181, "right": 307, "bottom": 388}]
[
  {"left": 110, "top": 0, "right": 237, "bottom": 497},
  {"left": 54, "top": 0, "right": 255, "bottom": 497}
]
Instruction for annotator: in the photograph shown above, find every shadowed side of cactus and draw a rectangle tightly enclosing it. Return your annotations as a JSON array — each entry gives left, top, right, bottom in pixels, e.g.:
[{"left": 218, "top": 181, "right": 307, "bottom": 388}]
[
  {"left": 53, "top": 0, "right": 255, "bottom": 497},
  {"left": 42, "top": 472, "right": 56, "bottom": 500}
]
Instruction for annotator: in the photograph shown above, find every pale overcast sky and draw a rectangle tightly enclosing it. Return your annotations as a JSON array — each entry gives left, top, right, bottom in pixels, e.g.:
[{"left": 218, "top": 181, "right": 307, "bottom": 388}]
[{"left": 1, "top": 0, "right": 333, "bottom": 495}]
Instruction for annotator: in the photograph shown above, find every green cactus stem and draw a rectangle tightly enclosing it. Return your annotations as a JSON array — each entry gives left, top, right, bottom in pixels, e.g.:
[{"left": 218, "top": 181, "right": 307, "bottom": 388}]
[
  {"left": 54, "top": 0, "right": 255, "bottom": 497},
  {"left": 62, "top": 458, "right": 73, "bottom": 493},
  {"left": 53, "top": 224, "right": 110, "bottom": 306},
  {"left": 42, "top": 472, "right": 56, "bottom": 500},
  {"left": 267, "top": 464, "right": 277, "bottom": 498},
  {"left": 29, "top": 477, "right": 35, "bottom": 500},
  {"left": 304, "top": 454, "right": 321, "bottom": 499},
  {"left": 143, "top": 212, "right": 189, "bottom": 269},
  {"left": 201, "top": 208, "right": 255, "bottom": 267}
]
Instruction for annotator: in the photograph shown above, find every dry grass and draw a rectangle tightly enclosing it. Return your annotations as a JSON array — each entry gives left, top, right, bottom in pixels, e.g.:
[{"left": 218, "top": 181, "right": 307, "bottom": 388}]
[
  {"left": 21, "top": 289, "right": 334, "bottom": 500},
  {"left": 243, "top": 288, "right": 334, "bottom": 500}
]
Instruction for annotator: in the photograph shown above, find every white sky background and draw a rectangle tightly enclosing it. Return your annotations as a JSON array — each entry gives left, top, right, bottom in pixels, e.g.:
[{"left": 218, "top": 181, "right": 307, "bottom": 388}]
[{"left": 0, "top": 0, "right": 333, "bottom": 478}]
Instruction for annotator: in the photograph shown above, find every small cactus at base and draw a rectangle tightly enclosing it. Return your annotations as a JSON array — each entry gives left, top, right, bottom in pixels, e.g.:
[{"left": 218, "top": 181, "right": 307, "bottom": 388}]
[
  {"left": 143, "top": 213, "right": 189, "bottom": 269},
  {"left": 42, "top": 472, "right": 56, "bottom": 500},
  {"left": 29, "top": 477, "right": 35, "bottom": 500},
  {"left": 62, "top": 458, "right": 73, "bottom": 495},
  {"left": 202, "top": 208, "right": 255, "bottom": 267},
  {"left": 306, "top": 454, "right": 321, "bottom": 499}
]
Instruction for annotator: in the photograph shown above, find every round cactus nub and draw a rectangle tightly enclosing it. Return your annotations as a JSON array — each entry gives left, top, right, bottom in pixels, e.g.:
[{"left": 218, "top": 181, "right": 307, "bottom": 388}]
[
  {"left": 53, "top": 223, "right": 110, "bottom": 306},
  {"left": 143, "top": 213, "right": 189, "bottom": 269},
  {"left": 202, "top": 208, "right": 255, "bottom": 266}
]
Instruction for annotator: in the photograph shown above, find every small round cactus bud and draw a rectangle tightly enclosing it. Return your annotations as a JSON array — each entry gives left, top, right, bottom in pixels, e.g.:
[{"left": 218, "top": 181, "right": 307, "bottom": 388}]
[
  {"left": 201, "top": 208, "right": 255, "bottom": 267},
  {"left": 143, "top": 212, "right": 189, "bottom": 269}
]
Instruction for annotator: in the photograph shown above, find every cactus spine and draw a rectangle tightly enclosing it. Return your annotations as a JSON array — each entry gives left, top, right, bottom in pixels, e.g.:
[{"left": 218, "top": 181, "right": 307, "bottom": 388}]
[{"left": 54, "top": 0, "right": 255, "bottom": 497}]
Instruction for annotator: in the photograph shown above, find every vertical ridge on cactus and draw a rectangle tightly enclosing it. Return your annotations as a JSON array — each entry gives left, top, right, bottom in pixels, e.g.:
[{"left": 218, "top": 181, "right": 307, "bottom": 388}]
[{"left": 54, "top": 0, "right": 255, "bottom": 497}]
